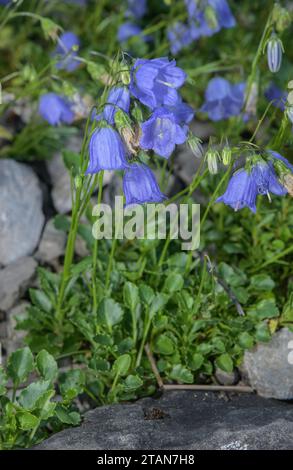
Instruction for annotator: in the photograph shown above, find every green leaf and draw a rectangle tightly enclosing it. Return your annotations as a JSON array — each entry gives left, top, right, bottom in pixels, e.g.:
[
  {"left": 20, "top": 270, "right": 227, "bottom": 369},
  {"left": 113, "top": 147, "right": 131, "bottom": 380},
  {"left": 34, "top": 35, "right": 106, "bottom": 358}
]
[
  {"left": 59, "top": 369, "right": 85, "bottom": 401},
  {"left": 255, "top": 323, "right": 271, "bottom": 342},
  {"left": 149, "top": 293, "right": 169, "bottom": 317},
  {"left": 0, "top": 367, "right": 8, "bottom": 396},
  {"left": 16, "top": 411, "right": 39, "bottom": 431},
  {"left": 62, "top": 149, "right": 80, "bottom": 176},
  {"left": 163, "top": 273, "right": 184, "bottom": 294},
  {"left": 7, "top": 347, "right": 34, "bottom": 385},
  {"left": 18, "top": 380, "right": 51, "bottom": 410},
  {"left": 139, "top": 284, "right": 154, "bottom": 305},
  {"left": 29, "top": 289, "right": 52, "bottom": 313},
  {"left": 250, "top": 274, "right": 275, "bottom": 291},
  {"left": 113, "top": 354, "right": 131, "bottom": 377},
  {"left": 98, "top": 298, "right": 124, "bottom": 329},
  {"left": 153, "top": 335, "right": 174, "bottom": 355},
  {"left": 54, "top": 214, "right": 71, "bottom": 232},
  {"left": 123, "top": 282, "right": 139, "bottom": 311},
  {"left": 55, "top": 405, "right": 81, "bottom": 425},
  {"left": 36, "top": 350, "right": 58, "bottom": 382},
  {"left": 248, "top": 298, "right": 279, "bottom": 320},
  {"left": 215, "top": 353, "right": 233, "bottom": 373},
  {"left": 124, "top": 375, "right": 143, "bottom": 391},
  {"left": 239, "top": 332, "right": 254, "bottom": 349},
  {"left": 170, "top": 365, "right": 193, "bottom": 384},
  {"left": 190, "top": 353, "right": 204, "bottom": 371}
]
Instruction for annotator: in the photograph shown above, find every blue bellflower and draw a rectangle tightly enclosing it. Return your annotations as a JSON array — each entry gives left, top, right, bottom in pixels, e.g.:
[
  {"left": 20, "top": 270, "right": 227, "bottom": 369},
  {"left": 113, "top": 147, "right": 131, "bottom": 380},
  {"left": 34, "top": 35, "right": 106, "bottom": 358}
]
[
  {"left": 54, "top": 31, "right": 80, "bottom": 72},
  {"left": 123, "top": 163, "right": 166, "bottom": 206},
  {"left": 140, "top": 107, "right": 188, "bottom": 159},
  {"left": 216, "top": 169, "right": 257, "bottom": 213},
  {"left": 186, "top": 0, "right": 235, "bottom": 40},
  {"left": 167, "top": 22, "right": 193, "bottom": 55},
  {"left": 126, "top": 0, "right": 147, "bottom": 19},
  {"left": 103, "top": 87, "right": 131, "bottom": 125},
  {"left": 166, "top": 95, "right": 195, "bottom": 125},
  {"left": 130, "top": 57, "right": 187, "bottom": 109},
  {"left": 117, "top": 23, "right": 142, "bottom": 42},
  {"left": 251, "top": 162, "right": 287, "bottom": 197},
  {"left": 201, "top": 77, "right": 245, "bottom": 121},
  {"left": 39, "top": 93, "right": 74, "bottom": 126},
  {"left": 268, "top": 150, "right": 293, "bottom": 173},
  {"left": 265, "top": 83, "right": 287, "bottom": 110},
  {"left": 86, "top": 127, "right": 129, "bottom": 173}
]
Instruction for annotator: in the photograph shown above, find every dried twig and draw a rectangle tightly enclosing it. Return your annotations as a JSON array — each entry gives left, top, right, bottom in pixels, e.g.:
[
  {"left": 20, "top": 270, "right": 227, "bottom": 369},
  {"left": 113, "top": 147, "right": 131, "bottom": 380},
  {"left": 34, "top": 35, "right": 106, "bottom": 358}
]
[
  {"left": 144, "top": 343, "right": 164, "bottom": 390},
  {"left": 163, "top": 384, "right": 253, "bottom": 393}
]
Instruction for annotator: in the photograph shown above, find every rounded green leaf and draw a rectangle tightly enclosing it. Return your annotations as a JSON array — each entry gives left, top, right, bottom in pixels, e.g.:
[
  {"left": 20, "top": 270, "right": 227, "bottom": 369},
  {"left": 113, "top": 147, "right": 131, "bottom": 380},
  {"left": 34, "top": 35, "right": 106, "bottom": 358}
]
[{"left": 215, "top": 353, "right": 233, "bottom": 373}]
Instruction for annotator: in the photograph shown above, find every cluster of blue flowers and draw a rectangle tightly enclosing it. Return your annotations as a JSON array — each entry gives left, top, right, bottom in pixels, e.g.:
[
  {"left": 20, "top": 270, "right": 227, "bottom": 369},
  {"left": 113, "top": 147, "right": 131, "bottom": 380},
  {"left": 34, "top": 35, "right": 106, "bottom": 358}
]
[
  {"left": 168, "top": 0, "right": 235, "bottom": 55},
  {"left": 217, "top": 151, "right": 293, "bottom": 213},
  {"left": 117, "top": 0, "right": 148, "bottom": 44},
  {"left": 86, "top": 57, "right": 194, "bottom": 205}
]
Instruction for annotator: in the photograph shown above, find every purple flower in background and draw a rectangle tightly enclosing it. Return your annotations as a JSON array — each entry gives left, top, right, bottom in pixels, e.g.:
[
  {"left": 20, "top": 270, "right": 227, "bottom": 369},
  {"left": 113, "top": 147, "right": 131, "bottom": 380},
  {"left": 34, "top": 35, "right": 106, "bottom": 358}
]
[
  {"left": 126, "top": 0, "right": 147, "bottom": 19},
  {"left": 117, "top": 23, "right": 142, "bottom": 42},
  {"left": 216, "top": 169, "right": 257, "bottom": 213},
  {"left": 265, "top": 83, "right": 287, "bottom": 110},
  {"left": 0, "top": 0, "right": 10, "bottom": 5},
  {"left": 39, "top": 93, "right": 74, "bottom": 126},
  {"left": 186, "top": 0, "right": 235, "bottom": 40},
  {"left": 123, "top": 164, "right": 166, "bottom": 205},
  {"left": 130, "top": 57, "right": 186, "bottom": 109},
  {"left": 140, "top": 107, "right": 188, "bottom": 158},
  {"left": 103, "top": 87, "right": 131, "bottom": 125},
  {"left": 201, "top": 77, "right": 245, "bottom": 121},
  {"left": 54, "top": 31, "right": 80, "bottom": 72},
  {"left": 167, "top": 22, "right": 193, "bottom": 55},
  {"left": 86, "top": 127, "right": 129, "bottom": 173}
]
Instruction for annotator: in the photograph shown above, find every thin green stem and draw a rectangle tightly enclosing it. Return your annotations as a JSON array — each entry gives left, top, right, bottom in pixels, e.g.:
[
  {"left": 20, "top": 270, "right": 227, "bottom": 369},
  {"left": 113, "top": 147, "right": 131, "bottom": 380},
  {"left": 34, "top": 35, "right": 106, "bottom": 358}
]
[
  {"left": 92, "top": 171, "right": 104, "bottom": 313},
  {"left": 105, "top": 237, "right": 117, "bottom": 290}
]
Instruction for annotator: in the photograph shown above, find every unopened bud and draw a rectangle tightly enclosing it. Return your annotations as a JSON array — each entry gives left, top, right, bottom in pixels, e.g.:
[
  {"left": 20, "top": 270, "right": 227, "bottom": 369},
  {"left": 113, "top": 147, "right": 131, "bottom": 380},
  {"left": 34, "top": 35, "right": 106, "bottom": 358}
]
[
  {"left": 205, "top": 5, "right": 218, "bottom": 30},
  {"left": 120, "top": 69, "right": 131, "bottom": 85},
  {"left": 188, "top": 135, "right": 204, "bottom": 159},
  {"left": 222, "top": 145, "right": 232, "bottom": 166},
  {"left": 267, "top": 35, "right": 283, "bottom": 73},
  {"left": 272, "top": 4, "right": 291, "bottom": 33},
  {"left": 206, "top": 150, "right": 219, "bottom": 174}
]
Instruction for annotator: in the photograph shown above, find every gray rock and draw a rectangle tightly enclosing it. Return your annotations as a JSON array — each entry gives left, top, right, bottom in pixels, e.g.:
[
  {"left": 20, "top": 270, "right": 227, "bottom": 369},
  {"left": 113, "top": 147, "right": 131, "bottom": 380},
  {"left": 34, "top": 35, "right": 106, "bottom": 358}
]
[
  {"left": 36, "top": 218, "right": 66, "bottom": 263},
  {"left": 47, "top": 136, "right": 113, "bottom": 214},
  {"left": 6, "top": 301, "right": 29, "bottom": 355},
  {"left": 0, "top": 257, "right": 37, "bottom": 311},
  {"left": 35, "top": 391, "right": 293, "bottom": 450},
  {"left": 243, "top": 328, "right": 293, "bottom": 399},
  {"left": 0, "top": 160, "right": 44, "bottom": 265},
  {"left": 215, "top": 368, "right": 239, "bottom": 386}
]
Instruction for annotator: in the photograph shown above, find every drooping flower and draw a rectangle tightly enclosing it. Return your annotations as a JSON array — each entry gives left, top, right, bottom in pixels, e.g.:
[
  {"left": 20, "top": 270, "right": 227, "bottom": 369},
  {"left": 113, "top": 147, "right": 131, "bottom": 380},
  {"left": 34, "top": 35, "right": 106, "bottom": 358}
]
[
  {"left": 39, "top": 93, "right": 74, "bottom": 125},
  {"left": 268, "top": 150, "right": 293, "bottom": 173},
  {"left": 126, "top": 0, "right": 147, "bottom": 19},
  {"left": 123, "top": 163, "right": 166, "bottom": 205},
  {"left": 86, "top": 127, "right": 129, "bottom": 173},
  {"left": 130, "top": 57, "right": 187, "bottom": 109},
  {"left": 265, "top": 83, "right": 287, "bottom": 110},
  {"left": 54, "top": 31, "right": 80, "bottom": 72},
  {"left": 140, "top": 107, "right": 188, "bottom": 159},
  {"left": 201, "top": 77, "right": 245, "bottom": 121},
  {"left": 186, "top": 0, "right": 236, "bottom": 40},
  {"left": 103, "top": 87, "right": 131, "bottom": 125},
  {"left": 216, "top": 169, "right": 257, "bottom": 213},
  {"left": 251, "top": 161, "right": 287, "bottom": 197},
  {"left": 166, "top": 95, "right": 195, "bottom": 125},
  {"left": 117, "top": 23, "right": 142, "bottom": 42},
  {"left": 167, "top": 22, "right": 193, "bottom": 55},
  {"left": 267, "top": 35, "right": 283, "bottom": 73}
]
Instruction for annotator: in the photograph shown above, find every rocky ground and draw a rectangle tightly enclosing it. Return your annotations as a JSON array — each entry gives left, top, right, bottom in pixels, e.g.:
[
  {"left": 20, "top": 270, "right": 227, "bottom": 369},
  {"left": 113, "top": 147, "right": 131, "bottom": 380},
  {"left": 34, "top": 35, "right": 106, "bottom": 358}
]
[{"left": 35, "top": 391, "right": 293, "bottom": 450}]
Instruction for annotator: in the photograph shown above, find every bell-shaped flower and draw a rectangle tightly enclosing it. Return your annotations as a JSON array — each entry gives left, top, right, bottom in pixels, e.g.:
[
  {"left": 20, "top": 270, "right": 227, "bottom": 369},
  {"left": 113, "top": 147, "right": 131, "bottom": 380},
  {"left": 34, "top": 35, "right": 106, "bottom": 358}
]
[
  {"left": 167, "top": 22, "right": 193, "bottom": 55},
  {"left": 268, "top": 150, "right": 293, "bottom": 173},
  {"left": 265, "top": 83, "right": 287, "bottom": 110},
  {"left": 186, "top": 0, "right": 235, "bottom": 40},
  {"left": 54, "top": 31, "right": 80, "bottom": 72},
  {"left": 201, "top": 77, "right": 245, "bottom": 121},
  {"left": 117, "top": 23, "right": 142, "bottom": 42},
  {"left": 39, "top": 93, "right": 74, "bottom": 126},
  {"left": 130, "top": 57, "right": 186, "bottom": 109},
  {"left": 123, "top": 163, "right": 166, "bottom": 206},
  {"left": 86, "top": 127, "right": 129, "bottom": 173},
  {"left": 166, "top": 95, "right": 194, "bottom": 125},
  {"left": 216, "top": 169, "right": 258, "bottom": 213},
  {"left": 103, "top": 87, "right": 131, "bottom": 125},
  {"left": 126, "top": 0, "right": 147, "bottom": 19},
  {"left": 140, "top": 107, "right": 188, "bottom": 159},
  {"left": 251, "top": 162, "right": 287, "bottom": 197}
]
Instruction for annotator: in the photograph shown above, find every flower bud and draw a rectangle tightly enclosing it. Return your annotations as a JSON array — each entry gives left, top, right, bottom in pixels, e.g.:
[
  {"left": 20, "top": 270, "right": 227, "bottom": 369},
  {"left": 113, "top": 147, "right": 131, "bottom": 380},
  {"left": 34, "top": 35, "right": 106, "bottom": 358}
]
[
  {"left": 272, "top": 4, "right": 291, "bottom": 33},
  {"left": 188, "top": 135, "right": 204, "bottom": 159},
  {"left": 120, "top": 69, "right": 131, "bottom": 86},
  {"left": 114, "top": 108, "right": 132, "bottom": 131},
  {"left": 204, "top": 5, "right": 218, "bottom": 30},
  {"left": 206, "top": 150, "right": 219, "bottom": 174},
  {"left": 267, "top": 35, "right": 283, "bottom": 73},
  {"left": 222, "top": 145, "right": 232, "bottom": 166}
]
